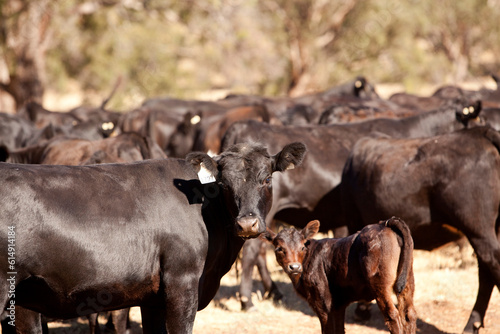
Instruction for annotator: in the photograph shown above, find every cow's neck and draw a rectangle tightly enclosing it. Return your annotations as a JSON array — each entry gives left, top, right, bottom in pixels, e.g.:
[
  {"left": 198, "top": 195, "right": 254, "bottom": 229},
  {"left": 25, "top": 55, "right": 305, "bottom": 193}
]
[{"left": 197, "top": 186, "right": 245, "bottom": 310}]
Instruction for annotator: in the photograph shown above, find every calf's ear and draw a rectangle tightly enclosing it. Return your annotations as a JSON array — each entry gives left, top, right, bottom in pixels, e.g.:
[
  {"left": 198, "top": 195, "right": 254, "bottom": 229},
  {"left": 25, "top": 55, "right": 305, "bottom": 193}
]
[
  {"left": 186, "top": 152, "right": 219, "bottom": 184},
  {"left": 302, "top": 220, "right": 320, "bottom": 240},
  {"left": 272, "top": 142, "right": 307, "bottom": 172},
  {"left": 259, "top": 228, "right": 277, "bottom": 243}
]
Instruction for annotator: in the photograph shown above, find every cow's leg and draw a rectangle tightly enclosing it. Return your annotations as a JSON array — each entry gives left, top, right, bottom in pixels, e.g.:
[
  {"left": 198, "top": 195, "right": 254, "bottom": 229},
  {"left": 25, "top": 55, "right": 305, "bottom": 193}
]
[
  {"left": 109, "top": 308, "right": 130, "bottom": 334},
  {"left": 140, "top": 307, "right": 167, "bottom": 334},
  {"left": 459, "top": 226, "right": 500, "bottom": 334},
  {"left": 1, "top": 317, "right": 16, "bottom": 334},
  {"left": 239, "top": 238, "right": 261, "bottom": 311},
  {"left": 256, "top": 240, "right": 283, "bottom": 303},
  {"left": 162, "top": 273, "right": 199, "bottom": 334},
  {"left": 462, "top": 261, "right": 495, "bottom": 334},
  {"left": 13, "top": 307, "right": 43, "bottom": 334},
  {"left": 87, "top": 313, "right": 100, "bottom": 334}
]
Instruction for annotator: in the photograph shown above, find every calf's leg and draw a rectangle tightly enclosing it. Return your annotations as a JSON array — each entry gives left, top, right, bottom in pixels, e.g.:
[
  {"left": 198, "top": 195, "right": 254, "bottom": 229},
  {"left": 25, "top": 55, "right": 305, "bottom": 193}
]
[
  {"left": 375, "top": 292, "right": 404, "bottom": 334},
  {"left": 323, "top": 308, "right": 346, "bottom": 334},
  {"left": 397, "top": 269, "right": 417, "bottom": 334}
]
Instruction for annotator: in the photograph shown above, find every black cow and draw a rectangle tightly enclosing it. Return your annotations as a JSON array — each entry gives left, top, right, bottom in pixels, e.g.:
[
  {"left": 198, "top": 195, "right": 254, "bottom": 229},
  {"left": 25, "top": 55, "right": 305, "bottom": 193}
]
[
  {"left": 0, "top": 112, "right": 56, "bottom": 151},
  {"left": 1, "top": 132, "right": 166, "bottom": 165},
  {"left": 339, "top": 126, "right": 500, "bottom": 334},
  {"left": 166, "top": 104, "right": 272, "bottom": 157},
  {"left": 17, "top": 102, "right": 80, "bottom": 131},
  {"left": 220, "top": 99, "right": 483, "bottom": 311},
  {"left": 119, "top": 98, "right": 229, "bottom": 157},
  {"left": 0, "top": 141, "right": 306, "bottom": 333},
  {"left": 17, "top": 102, "right": 120, "bottom": 141}
]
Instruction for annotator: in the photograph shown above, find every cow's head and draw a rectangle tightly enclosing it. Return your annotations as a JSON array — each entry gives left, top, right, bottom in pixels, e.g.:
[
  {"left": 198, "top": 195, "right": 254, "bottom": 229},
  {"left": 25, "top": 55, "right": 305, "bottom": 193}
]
[
  {"left": 454, "top": 99, "right": 483, "bottom": 127},
  {"left": 187, "top": 142, "right": 306, "bottom": 239},
  {"left": 261, "top": 220, "right": 320, "bottom": 285},
  {"left": 353, "top": 76, "right": 379, "bottom": 99}
]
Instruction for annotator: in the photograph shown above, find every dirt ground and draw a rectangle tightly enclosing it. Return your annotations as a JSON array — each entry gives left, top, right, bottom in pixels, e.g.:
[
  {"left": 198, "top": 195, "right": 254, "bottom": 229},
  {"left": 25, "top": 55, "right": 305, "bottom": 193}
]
[{"left": 38, "top": 239, "right": 500, "bottom": 334}]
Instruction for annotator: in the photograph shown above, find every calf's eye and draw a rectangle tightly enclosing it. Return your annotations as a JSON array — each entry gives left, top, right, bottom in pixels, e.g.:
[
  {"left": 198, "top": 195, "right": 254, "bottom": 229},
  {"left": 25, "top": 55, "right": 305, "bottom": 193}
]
[{"left": 263, "top": 176, "right": 272, "bottom": 185}]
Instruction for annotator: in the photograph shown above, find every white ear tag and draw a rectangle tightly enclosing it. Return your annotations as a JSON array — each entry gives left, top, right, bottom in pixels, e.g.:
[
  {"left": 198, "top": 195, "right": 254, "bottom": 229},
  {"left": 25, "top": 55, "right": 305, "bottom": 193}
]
[
  {"left": 285, "top": 163, "right": 295, "bottom": 171},
  {"left": 190, "top": 115, "right": 201, "bottom": 125},
  {"left": 198, "top": 162, "right": 216, "bottom": 184}
]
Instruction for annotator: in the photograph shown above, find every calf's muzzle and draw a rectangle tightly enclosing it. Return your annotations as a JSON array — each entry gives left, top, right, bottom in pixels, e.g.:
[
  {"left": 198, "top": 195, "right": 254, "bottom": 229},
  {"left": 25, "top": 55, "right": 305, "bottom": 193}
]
[{"left": 288, "top": 263, "right": 302, "bottom": 275}]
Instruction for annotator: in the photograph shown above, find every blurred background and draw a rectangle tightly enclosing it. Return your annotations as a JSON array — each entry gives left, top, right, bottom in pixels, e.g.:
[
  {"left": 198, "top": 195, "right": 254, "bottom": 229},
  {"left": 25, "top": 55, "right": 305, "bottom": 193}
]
[{"left": 1, "top": 0, "right": 499, "bottom": 112}]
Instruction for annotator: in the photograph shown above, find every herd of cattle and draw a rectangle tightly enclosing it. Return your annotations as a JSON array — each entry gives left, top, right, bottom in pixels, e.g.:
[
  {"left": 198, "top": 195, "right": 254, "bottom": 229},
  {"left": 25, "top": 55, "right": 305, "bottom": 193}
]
[{"left": 1, "top": 75, "right": 500, "bottom": 333}]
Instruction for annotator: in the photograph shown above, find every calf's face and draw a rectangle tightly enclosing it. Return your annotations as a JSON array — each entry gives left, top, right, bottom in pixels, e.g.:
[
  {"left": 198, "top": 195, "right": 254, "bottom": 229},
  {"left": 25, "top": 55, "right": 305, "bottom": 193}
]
[
  {"left": 263, "top": 220, "right": 320, "bottom": 281},
  {"left": 187, "top": 142, "right": 306, "bottom": 238}
]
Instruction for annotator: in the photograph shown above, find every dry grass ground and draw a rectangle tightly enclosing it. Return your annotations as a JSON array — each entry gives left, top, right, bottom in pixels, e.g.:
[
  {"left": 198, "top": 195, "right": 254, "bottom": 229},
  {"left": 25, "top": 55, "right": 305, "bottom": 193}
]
[{"left": 40, "top": 239, "right": 500, "bottom": 334}]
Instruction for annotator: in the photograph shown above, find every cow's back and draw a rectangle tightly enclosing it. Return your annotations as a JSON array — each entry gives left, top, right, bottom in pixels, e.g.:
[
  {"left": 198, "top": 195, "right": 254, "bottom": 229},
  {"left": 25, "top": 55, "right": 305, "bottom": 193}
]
[{"left": 341, "top": 126, "right": 500, "bottom": 249}]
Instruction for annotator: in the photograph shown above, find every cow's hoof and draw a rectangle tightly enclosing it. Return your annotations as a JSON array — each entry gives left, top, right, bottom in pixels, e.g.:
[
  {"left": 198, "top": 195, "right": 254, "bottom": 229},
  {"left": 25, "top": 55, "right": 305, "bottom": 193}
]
[
  {"left": 240, "top": 299, "right": 256, "bottom": 312},
  {"left": 264, "top": 285, "right": 284, "bottom": 302},
  {"left": 353, "top": 302, "right": 372, "bottom": 322},
  {"left": 462, "top": 311, "right": 482, "bottom": 334},
  {"left": 241, "top": 304, "right": 258, "bottom": 312}
]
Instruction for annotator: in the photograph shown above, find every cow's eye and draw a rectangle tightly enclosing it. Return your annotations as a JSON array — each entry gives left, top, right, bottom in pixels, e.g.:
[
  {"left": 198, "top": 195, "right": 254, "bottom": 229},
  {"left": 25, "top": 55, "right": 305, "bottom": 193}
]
[{"left": 263, "top": 176, "right": 272, "bottom": 185}]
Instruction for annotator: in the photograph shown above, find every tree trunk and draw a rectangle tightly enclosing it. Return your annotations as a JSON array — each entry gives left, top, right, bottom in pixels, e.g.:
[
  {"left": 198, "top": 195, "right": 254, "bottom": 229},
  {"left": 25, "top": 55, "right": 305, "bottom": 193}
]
[{"left": 0, "top": 0, "right": 51, "bottom": 110}]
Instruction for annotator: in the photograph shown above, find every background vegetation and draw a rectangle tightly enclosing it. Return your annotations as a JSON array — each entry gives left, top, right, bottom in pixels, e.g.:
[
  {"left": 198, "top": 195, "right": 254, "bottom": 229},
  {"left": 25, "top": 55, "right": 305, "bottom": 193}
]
[{"left": 1, "top": 0, "right": 500, "bottom": 111}]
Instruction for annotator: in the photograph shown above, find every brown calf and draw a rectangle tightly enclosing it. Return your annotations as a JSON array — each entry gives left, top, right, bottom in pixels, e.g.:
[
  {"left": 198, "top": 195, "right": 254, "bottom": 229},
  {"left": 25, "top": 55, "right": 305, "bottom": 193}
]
[{"left": 262, "top": 217, "right": 417, "bottom": 334}]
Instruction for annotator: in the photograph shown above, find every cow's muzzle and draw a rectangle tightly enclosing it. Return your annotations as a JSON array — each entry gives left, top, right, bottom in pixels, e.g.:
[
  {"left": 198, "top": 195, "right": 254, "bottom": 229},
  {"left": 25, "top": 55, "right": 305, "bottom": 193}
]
[{"left": 236, "top": 215, "right": 262, "bottom": 239}]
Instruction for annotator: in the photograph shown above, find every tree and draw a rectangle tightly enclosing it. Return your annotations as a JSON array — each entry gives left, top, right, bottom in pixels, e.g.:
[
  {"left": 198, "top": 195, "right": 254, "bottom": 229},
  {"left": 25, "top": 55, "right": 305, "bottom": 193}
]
[
  {"left": 259, "top": 0, "right": 359, "bottom": 96},
  {"left": 0, "top": 0, "right": 52, "bottom": 109}
]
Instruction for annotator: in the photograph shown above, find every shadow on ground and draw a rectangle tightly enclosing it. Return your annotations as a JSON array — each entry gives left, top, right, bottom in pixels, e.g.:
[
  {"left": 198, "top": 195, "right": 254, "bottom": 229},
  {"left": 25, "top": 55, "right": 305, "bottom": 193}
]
[{"left": 216, "top": 279, "right": 454, "bottom": 334}]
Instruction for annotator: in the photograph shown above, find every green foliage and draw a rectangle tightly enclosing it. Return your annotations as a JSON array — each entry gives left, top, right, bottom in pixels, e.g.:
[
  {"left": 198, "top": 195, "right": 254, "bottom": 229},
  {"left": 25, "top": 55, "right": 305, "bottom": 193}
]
[{"left": 8, "top": 0, "right": 500, "bottom": 109}]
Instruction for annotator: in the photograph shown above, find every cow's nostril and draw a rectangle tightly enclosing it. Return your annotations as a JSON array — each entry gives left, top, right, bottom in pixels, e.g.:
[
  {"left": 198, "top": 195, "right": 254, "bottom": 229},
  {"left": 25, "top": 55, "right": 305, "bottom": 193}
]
[
  {"left": 288, "top": 263, "right": 302, "bottom": 272},
  {"left": 236, "top": 216, "right": 261, "bottom": 238}
]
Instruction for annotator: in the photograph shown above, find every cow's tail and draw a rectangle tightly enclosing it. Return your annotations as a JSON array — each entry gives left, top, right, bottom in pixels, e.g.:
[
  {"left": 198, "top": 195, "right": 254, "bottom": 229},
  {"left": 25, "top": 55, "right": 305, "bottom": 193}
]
[
  {"left": 384, "top": 216, "right": 417, "bottom": 333},
  {"left": 383, "top": 216, "right": 414, "bottom": 295}
]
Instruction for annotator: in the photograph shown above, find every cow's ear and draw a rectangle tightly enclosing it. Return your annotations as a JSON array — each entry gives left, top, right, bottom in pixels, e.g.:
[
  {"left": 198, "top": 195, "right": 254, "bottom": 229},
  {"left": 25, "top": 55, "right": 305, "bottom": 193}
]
[
  {"left": 302, "top": 220, "right": 320, "bottom": 240},
  {"left": 470, "top": 100, "right": 482, "bottom": 118},
  {"left": 272, "top": 142, "right": 307, "bottom": 172},
  {"left": 183, "top": 111, "right": 202, "bottom": 129},
  {"left": 186, "top": 152, "right": 218, "bottom": 184},
  {"left": 259, "top": 228, "right": 277, "bottom": 243}
]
